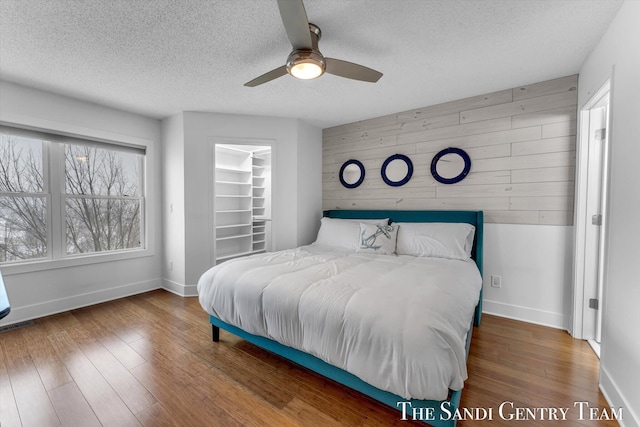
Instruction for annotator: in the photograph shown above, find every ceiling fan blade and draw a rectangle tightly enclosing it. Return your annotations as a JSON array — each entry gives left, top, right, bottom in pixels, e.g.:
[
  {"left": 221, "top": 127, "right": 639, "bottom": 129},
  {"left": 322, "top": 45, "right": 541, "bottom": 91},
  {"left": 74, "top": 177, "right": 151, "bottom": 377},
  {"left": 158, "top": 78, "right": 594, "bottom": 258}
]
[
  {"left": 325, "top": 58, "right": 383, "bottom": 83},
  {"left": 277, "top": 0, "right": 313, "bottom": 49},
  {"left": 244, "top": 65, "right": 288, "bottom": 87}
]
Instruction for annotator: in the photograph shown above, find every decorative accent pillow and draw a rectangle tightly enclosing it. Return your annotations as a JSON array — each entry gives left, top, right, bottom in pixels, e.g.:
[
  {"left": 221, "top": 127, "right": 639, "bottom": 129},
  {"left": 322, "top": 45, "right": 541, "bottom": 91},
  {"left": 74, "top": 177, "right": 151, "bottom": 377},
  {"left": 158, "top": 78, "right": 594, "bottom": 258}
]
[
  {"left": 356, "top": 223, "right": 398, "bottom": 255},
  {"left": 394, "top": 222, "right": 475, "bottom": 260},
  {"left": 314, "top": 217, "right": 389, "bottom": 250}
]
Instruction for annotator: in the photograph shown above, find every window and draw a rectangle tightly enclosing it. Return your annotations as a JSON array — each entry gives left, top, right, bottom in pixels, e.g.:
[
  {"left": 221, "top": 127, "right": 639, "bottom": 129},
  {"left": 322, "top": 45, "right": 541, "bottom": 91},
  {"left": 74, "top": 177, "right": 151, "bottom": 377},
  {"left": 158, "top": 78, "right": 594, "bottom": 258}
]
[
  {"left": 64, "top": 144, "right": 143, "bottom": 255},
  {"left": 0, "top": 132, "right": 47, "bottom": 262},
  {"left": 0, "top": 126, "right": 145, "bottom": 264}
]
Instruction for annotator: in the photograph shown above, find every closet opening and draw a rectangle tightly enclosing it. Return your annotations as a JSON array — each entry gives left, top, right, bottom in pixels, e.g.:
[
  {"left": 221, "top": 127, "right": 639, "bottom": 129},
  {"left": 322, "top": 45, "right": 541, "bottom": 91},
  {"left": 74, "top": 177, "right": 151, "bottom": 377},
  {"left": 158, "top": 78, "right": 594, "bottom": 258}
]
[{"left": 213, "top": 143, "right": 272, "bottom": 264}]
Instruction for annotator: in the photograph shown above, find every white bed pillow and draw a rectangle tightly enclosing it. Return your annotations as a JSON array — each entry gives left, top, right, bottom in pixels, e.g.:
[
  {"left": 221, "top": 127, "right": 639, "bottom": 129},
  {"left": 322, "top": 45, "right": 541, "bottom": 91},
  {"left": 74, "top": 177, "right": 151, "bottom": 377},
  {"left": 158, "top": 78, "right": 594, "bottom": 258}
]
[
  {"left": 314, "top": 217, "right": 389, "bottom": 250},
  {"left": 356, "top": 223, "right": 398, "bottom": 255},
  {"left": 394, "top": 222, "right": 475, "bottom": 260}
]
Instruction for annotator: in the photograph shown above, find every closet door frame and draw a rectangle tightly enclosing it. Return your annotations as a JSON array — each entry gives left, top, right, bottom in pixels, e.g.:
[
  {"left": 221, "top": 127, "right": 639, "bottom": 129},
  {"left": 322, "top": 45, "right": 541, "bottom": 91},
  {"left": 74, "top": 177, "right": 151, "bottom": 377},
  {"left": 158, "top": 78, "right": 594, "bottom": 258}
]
[{"left": 209, "top": 137, "right": 275, "bottom": 266}]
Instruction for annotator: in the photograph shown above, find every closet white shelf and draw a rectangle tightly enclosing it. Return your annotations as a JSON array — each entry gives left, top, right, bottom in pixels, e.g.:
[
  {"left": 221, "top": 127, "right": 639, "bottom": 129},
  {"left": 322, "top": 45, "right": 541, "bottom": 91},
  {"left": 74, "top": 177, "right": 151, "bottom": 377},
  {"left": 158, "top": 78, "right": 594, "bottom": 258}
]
[
  {"left": 217, "top": 209, "right": 251, "bottom": 214},
  {"left": 216, "top": 180, "right": 252, "bottom": 186},
  {"left": 216, "top": 234, "right": 252, "bottom": 242},
  {"left": 216, "top": 167, "right": 251, "bottom": 174},
  {"left": 217, "top": 195, "right": 251, "bottom": 199},
  {"left": 217, "top": 145, "right": 251, "bottom": 155},
  {"left": 216, "top": 223, "right": 251, "bottom": 229}
]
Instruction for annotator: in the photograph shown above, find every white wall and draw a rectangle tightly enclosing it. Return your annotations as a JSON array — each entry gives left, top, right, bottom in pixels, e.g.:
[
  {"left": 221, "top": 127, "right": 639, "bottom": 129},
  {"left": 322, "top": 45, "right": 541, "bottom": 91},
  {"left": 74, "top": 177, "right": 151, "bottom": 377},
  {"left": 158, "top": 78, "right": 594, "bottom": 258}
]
[
  {"left": 0, "top": 81, "right": 163, "bottom": 325},
  {"left": 161, "top": 113, "right": 186, "bottom": 293},
  {"left": 168, "top": 112, "right": 322, "bottom": 293},
  {"left": 578, "top": 2, "right": 640, "bottom": 426},
  {"left": 296, "top": 120, "right": 323, "bottom": 246},
  {"left": 483, "top": 224, "right": 573, "bottom": 329}
]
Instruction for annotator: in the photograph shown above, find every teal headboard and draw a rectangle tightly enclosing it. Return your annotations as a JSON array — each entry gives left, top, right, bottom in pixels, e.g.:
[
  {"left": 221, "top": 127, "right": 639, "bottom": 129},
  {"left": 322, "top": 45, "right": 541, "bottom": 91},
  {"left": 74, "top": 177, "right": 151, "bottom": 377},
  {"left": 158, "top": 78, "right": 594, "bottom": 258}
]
[{"left": 324, "top": 209, "right": 484, "bottom": 325}]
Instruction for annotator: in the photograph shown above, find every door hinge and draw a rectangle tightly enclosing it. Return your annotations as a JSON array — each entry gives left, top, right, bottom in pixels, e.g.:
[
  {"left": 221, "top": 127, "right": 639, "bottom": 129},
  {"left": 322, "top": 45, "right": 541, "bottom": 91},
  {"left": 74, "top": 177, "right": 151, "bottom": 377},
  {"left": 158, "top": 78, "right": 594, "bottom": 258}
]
[
  {"left": 592, "top": 214, "right": 602, "bottom": 226},
  {"left": 589, "top": 298, "right": 599, "bottom": 310}
]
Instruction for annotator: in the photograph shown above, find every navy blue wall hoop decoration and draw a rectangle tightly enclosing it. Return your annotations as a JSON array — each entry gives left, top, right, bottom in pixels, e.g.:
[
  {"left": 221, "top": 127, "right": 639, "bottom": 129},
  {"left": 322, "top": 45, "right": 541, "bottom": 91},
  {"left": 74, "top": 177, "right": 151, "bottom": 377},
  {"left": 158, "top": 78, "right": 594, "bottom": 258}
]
[
  {"left": 381, "top": 154, "right": 413, "bottom": 187},
  {"left": 339, "top": 159, "right": 366, "bottom": 188},
  {"left": 430, "top": 147, "right": 471, "bottom": 184}
]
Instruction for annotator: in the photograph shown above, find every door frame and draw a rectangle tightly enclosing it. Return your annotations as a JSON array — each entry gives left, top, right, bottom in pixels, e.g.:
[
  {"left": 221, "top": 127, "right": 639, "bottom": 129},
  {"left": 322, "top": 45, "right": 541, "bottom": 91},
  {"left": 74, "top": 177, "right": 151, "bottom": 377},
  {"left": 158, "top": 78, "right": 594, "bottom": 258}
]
[
  {"left": 571, "top": 79, "right": 611, "bottom": 341},
  {"left": 209, "top": 137, "right": 276, "bottom": 266}
]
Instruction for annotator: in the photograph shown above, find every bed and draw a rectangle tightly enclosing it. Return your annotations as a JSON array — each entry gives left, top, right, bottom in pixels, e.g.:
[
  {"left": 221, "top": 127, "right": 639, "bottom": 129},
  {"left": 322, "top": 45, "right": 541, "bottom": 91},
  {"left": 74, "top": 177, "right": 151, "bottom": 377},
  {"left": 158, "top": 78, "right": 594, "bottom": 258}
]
[{"left": 198, "top": 210, "right": 483, "bottom": 426}]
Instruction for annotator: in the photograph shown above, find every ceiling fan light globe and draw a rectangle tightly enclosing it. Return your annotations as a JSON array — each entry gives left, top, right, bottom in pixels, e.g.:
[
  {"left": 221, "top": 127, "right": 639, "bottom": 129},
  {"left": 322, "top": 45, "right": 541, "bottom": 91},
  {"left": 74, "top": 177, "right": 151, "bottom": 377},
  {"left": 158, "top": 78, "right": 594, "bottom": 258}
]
[
  {"left": 286, "top": 49, "right": 326, "bottom": 80},
  {"left": 290, "top": 62, "right": 324, "bottom": 79}
]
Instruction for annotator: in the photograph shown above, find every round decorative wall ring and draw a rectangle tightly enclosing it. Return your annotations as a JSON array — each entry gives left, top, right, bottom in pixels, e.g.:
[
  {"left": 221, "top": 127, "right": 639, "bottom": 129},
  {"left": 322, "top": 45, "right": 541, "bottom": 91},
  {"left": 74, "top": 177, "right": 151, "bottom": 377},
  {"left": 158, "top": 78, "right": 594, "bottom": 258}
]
[
  {"left": 381, "top": 154, "right": 413, "bottom": 187},
  {"left": 339, "top": 159, "right": 366, "bottom": 188},
  {"left": 430, "top": 147, "right": 471, "bottom": 184}
]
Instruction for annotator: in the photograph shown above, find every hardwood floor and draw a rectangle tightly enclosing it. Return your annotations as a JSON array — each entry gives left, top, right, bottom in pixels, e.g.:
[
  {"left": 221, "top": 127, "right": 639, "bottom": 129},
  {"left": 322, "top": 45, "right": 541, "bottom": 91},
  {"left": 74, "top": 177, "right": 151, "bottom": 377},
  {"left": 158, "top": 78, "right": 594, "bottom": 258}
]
[{"left": 0, "top": 290, "right": 619, "bottom": 426}]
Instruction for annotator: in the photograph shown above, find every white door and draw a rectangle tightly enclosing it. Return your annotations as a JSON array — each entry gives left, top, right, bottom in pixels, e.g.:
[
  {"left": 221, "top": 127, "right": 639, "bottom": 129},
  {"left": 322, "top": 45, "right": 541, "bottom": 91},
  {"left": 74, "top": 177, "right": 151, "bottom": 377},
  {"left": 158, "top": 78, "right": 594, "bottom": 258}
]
[
  {"left": 573, "top": 82, "right": 610, "bottom": 351},
  {"left": 584, "top": 100, "right": 608, "bottom": 343}
]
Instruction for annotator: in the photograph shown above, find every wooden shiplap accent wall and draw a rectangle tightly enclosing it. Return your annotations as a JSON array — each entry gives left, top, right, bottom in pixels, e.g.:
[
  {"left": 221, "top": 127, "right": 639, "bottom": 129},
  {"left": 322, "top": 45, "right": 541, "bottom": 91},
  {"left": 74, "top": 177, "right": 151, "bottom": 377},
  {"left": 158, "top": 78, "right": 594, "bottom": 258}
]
[{"left": 322, "top": 75, "right": 578, "bottom": 225}]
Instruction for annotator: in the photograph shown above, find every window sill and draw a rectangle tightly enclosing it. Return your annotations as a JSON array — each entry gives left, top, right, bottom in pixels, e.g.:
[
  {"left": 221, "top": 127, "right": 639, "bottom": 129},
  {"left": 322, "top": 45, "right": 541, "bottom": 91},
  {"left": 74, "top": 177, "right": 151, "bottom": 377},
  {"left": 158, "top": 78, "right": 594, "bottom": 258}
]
[{"left": 0, "top": 248, "right": 155, "bottom": 276}]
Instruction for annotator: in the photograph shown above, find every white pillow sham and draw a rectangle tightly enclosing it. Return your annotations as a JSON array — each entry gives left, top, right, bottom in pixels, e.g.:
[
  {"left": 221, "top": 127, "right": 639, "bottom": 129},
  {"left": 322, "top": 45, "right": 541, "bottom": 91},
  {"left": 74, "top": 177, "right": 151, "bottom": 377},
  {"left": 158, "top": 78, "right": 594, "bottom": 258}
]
[
  {"left": 314, "top": 217, "right": 389, "bottom": 250},
  {"left": 394, "top": 222, "right": 475, "bottom": 260},
  {"left": 356, "top": 223, "right": 398, "bottom": 255}
]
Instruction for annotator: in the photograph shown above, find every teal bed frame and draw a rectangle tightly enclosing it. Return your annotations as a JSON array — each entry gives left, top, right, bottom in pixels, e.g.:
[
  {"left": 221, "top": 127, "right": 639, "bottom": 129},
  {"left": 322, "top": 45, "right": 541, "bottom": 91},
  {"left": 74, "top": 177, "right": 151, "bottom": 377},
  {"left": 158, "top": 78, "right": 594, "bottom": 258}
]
[{"left": 208, "top": 210, "right": 483, "bottom": 426}]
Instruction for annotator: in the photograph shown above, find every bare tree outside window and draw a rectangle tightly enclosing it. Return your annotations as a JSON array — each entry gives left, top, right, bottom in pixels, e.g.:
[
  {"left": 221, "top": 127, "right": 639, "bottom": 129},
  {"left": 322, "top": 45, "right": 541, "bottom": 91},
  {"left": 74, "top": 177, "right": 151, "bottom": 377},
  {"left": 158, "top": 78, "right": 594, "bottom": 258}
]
[
  {"left": 65, "top": 144, "right": 142, "bottom": 255},
  {"left": 0, "top": 134, "right": 47, "bottom": 262},
  {"left": 0, "top": 128, "right": 144, "bottom": 264}
]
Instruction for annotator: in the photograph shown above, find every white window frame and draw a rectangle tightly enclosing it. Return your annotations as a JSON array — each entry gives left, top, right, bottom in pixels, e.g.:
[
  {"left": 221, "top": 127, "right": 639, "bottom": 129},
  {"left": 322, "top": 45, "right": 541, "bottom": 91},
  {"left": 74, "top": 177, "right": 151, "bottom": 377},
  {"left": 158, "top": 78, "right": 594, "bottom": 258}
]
[
  {"left": 0, "top": 127, "right": 50, "bottom": 262},
  {"left": 0, "top": 123, "right": 155, "bottom": 275}
]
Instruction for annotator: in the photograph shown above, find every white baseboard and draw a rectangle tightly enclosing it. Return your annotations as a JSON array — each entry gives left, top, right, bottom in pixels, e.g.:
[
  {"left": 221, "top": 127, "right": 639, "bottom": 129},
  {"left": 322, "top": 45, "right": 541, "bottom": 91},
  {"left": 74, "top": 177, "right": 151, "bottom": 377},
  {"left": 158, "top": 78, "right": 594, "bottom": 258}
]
[
  {"left": 161, "top": 278, "right": 198, "bottom": 297},
  {"left": 600, "top": 365, "right": 639, "bottom": 427},
  {"left": 0, "top": 278, "right": 162, "bottom": 326},
  {"left": 482, "top": 299, "right": 569, "bottom": 331}
]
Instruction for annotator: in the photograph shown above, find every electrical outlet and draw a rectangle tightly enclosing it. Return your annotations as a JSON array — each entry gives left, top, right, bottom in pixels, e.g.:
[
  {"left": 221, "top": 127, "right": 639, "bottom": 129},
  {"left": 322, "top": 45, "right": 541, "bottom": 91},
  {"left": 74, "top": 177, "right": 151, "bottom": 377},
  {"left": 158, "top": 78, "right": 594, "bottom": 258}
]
[{"left": 491, "top": 275, "right": 501, "bottom": 288}]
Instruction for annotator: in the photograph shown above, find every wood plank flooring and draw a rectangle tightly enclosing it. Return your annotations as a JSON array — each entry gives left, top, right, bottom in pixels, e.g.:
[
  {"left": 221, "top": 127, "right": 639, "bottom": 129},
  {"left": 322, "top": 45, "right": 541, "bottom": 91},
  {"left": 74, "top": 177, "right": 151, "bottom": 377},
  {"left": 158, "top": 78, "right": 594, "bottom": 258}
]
[{"left": 0, "top": 290, "right": 619, "bottom": 426}]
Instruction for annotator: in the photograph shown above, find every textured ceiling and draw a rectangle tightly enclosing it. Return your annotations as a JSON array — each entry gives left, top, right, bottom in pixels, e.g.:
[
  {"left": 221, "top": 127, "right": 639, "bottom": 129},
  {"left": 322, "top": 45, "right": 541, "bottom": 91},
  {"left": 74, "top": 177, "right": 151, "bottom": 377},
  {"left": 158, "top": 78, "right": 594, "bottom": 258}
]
[{"left": 0, "top": 0, "right": 623, "bottom": 129}]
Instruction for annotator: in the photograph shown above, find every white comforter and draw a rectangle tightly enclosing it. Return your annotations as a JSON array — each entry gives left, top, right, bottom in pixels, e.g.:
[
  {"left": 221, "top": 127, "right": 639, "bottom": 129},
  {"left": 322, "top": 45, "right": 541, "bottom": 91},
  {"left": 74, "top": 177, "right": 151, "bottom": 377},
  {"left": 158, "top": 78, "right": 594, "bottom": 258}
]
[{"left": 197, "top": 244, "right": 482, "bottom": 400}]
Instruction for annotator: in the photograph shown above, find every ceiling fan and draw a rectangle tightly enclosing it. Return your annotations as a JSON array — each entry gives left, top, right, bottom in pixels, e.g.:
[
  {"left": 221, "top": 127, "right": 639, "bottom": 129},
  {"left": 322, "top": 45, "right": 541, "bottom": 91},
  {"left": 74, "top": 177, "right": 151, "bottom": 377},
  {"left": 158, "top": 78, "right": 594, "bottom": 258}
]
[{"left": 244, "top": 0, "right": 383, "bottom": 87}]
